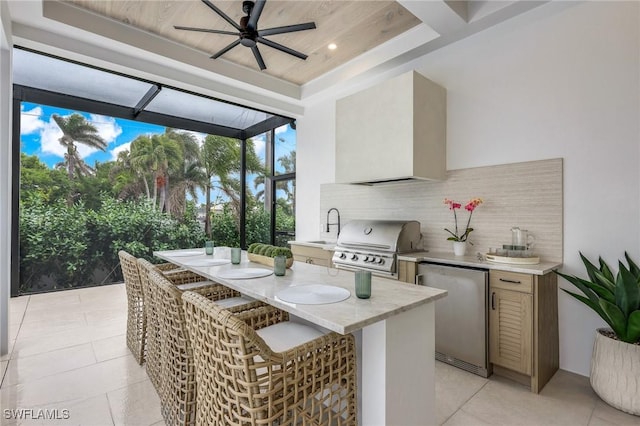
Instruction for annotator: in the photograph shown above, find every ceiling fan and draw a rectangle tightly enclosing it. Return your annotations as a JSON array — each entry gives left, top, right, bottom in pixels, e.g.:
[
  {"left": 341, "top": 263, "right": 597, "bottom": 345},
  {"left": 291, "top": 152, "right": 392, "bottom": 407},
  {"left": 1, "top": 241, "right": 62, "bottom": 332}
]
[{"left": 174, "top": 0, "right": 316, "bottom": 71}]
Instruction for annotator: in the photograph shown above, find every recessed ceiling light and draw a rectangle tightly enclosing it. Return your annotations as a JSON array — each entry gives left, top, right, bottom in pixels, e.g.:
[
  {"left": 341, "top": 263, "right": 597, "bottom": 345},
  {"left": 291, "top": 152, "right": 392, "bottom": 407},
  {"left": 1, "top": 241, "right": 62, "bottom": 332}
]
[{"left": 328, "top": 43, "right": 337, "bottom": 50}]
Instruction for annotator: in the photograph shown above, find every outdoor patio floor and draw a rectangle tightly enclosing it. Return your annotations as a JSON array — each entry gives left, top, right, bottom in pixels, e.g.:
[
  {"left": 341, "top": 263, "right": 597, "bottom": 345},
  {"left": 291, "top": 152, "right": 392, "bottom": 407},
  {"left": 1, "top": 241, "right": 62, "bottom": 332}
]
[{"left": 1, "top": 284, "right": 639, "bottom": 425}]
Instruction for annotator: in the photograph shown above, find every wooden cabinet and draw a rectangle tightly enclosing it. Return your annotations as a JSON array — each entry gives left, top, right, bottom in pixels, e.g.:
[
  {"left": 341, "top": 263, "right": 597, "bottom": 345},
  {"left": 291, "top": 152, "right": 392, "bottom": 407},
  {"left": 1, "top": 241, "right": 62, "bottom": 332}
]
[
  {"left": 489, "top": 270, "right": 558, "bottom": 393},
  {"left": 290, "top": 244, "right": 335, "bottom": 268},
  {"left": 397, "top": 260, "right": 417, "bottom": 284}
]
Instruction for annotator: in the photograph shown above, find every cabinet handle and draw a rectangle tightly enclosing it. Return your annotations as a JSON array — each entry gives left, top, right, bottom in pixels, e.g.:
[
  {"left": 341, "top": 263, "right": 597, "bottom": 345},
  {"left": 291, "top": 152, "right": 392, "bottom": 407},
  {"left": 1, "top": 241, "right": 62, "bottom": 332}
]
[
  {"left": 491, "top": 292, "right": 496, "bottom": 310},
  {"left": 499, "top": 278, "right": 522, "bottom": 284}
]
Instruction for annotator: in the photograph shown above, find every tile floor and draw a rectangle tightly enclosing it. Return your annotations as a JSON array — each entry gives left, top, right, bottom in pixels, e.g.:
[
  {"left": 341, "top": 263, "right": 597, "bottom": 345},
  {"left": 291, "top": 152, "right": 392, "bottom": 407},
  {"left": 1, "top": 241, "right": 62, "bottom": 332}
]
[{"left": 1, "top": 284, "right": 639, "bottom": 426}]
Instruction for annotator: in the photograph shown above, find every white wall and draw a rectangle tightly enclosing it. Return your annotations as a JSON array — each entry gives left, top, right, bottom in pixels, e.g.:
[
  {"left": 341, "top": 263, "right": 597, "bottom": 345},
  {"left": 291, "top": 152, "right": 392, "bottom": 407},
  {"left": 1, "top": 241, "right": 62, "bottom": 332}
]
[
  {"left": 0, "top": 0, "right": 13, "bottom": 356},
  {"left": 296, "top": 1, "right": 640, "bottom": 376}
]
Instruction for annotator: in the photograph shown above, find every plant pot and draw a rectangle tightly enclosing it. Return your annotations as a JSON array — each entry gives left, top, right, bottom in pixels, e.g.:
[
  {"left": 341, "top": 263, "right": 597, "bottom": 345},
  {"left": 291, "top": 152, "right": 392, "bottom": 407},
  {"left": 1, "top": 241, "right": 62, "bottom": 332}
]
[
  {"left": 452, "top": 241, "right": 467, "bottom": 256},
  {"left": 247, "top": 253, "right": 293, "bottom": 269},
  {"left": 590, "top": 328, "right": 640, "bottom": 415}
]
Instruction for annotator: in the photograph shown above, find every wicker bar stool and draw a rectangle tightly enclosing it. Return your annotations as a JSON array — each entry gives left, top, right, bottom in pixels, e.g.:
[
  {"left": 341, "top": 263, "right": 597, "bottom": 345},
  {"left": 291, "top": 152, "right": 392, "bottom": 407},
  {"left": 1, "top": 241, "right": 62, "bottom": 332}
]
[
  {"left": 119, "top": 250, "right": 209, "bottom": 365},
  {"left": 119, "top": 250, "right": 176, "bottom": 364},
  {"left": 138, "top": 258, "right": 252, "bottom": 394},
  {"left": 182, "top": 291, "right": 358, "bottom": 426},
  {"left": 148, "top": 268, "right": 258, "bottom": 426}
]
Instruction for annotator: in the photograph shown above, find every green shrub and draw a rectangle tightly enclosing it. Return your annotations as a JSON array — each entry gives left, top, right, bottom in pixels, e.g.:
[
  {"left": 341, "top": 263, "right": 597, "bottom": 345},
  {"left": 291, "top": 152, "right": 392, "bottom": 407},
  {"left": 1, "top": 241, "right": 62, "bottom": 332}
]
[
  {"left": 263, "top": 247, "right": 276, "bottom": 257},
  {"left": 273, "top": 247, "right": 293, "bottom": 259},
  {"left": 19, "top": 195, "right": 206, "bottom": 293},
  {"left": 249, "top": 243, "right": 266, "bottom": 254}
]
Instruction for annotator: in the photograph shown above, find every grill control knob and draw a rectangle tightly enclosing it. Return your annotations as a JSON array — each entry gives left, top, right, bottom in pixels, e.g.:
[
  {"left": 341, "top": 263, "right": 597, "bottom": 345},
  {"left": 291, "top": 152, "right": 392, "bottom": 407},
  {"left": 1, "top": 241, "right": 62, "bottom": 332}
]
[
  {"left": 377, "top": 258, "right": 384, "bottom": 264},
  {"left": 350, "top": 254, "right": 358, "bottom": 261},
  {"left": 364, "top": 256, "right": 370, "bottom": 262},
  {"left": 339, "top": 252, "right": 346, "bottom": 259}
]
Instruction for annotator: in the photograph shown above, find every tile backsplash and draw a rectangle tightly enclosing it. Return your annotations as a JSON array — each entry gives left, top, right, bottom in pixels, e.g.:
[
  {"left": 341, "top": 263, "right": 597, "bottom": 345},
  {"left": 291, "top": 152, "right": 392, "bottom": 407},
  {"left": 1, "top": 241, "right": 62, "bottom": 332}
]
[{"left": 319, "top": 158, "right": 563, "bottom": 262}]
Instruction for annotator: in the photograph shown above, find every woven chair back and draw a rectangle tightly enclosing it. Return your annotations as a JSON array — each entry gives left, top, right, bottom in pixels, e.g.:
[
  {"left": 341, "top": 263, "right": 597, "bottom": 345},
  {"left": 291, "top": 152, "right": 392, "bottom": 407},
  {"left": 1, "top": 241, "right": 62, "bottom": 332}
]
[
  {"left": 183, "top": 291, "right": 302, "bottom": 426},
  {"left": 118, "top": 250, "right": 146, "bottom": 365},
  {"left": 149, "top": 269, "right": 197, "bottom": 426},
  {"left": 137, "top": 258, "right": 164, "bottom": 392}
]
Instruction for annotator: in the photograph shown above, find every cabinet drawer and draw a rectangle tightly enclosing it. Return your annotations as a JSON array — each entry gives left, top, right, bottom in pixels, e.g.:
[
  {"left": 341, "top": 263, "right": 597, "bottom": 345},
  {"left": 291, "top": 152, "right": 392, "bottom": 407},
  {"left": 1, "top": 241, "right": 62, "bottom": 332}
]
[{"left": 490, "top": 270, "right": 533, "bottom": 293}]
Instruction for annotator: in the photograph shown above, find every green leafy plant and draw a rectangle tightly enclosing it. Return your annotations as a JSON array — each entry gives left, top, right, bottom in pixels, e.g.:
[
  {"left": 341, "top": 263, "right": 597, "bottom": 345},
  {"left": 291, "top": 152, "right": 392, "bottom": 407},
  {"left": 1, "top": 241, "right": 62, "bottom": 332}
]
[
  {"left": 273, "top": 247, "right": 293, "bottom": 259},
  {"left": 557, "top": 252, "right": 640, "bottom": 344},
  {"left": 247, "top": 243, "right": 292, "bottom": 259},
  {"left": 247, "top": 243, "right": 262, "bottom": 253}
]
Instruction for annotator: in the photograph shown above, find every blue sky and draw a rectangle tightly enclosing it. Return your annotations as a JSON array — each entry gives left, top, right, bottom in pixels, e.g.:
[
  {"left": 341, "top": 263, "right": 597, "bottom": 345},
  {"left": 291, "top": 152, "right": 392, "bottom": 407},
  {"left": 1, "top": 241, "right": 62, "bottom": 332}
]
[{"left": 20, "top": 102, "right": 296, "bottom": 203}]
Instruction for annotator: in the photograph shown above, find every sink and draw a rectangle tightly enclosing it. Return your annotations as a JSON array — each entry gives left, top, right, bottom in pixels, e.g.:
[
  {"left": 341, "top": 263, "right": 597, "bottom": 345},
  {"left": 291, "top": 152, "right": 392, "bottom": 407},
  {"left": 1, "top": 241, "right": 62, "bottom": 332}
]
[{"left": 289, "top": 240, "right": 336, "bottom": 250}]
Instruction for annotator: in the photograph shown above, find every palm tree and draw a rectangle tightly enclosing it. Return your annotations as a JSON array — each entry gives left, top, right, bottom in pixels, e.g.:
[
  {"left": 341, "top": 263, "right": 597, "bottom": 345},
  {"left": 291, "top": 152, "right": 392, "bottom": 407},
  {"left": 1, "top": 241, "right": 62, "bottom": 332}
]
[
  {"left": 51, "top": 114, "right": 107, "bottom": 180},
  {"left": 129, "top": 133, "right": 182, "bottom": 212},
  {"left": 200, "top": 135, "right": 263, "bottom": 236},
  {"left": 164, "top": 129, "right": 205, "bottom": 217}
]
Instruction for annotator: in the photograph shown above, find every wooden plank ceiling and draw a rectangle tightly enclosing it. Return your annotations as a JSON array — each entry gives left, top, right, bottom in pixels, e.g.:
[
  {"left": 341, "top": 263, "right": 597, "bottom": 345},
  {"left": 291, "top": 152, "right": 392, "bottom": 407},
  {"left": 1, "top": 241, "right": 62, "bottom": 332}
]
[{"left": 66, "top": 0, "right": 420, "bottom": 85}]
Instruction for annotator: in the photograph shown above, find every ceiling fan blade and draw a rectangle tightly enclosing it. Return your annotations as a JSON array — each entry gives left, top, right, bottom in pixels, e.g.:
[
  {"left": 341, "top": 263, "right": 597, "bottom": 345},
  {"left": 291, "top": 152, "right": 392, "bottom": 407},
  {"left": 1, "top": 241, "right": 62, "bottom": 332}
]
[
  {"left": 247, "top": 0, "right": 266, "bottom": 31},
  {"left": 258, "top": 22, "right": 316, "bottom": 37},
  {"left": 257, "top": 36, "right": 308, "bottom": 60},
  {"left": 201, "top": 0, "right": 242, "bottom": 31},
  {"left": 174, "top": 26, "right": 239, "bottom": 36},
  {"left": 211, "top": 39, "right": 241, "bottom": 59},
  {"left": 251, "top": 45, "right": 267, "bottom": 70}
]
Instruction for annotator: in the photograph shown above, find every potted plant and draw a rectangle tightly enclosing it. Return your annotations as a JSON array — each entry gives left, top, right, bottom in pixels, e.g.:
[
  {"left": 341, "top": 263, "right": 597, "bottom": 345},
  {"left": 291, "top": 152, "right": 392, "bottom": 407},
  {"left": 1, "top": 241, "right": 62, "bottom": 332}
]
[
  {"left": 443, "top": 197, "right": 483, "bottom": 256},
  {"left": 556, "top": 252, "right": 640, "bottom": 415},
  {"left": 246, "top": 243, "right": 294, "bottom": 268}
]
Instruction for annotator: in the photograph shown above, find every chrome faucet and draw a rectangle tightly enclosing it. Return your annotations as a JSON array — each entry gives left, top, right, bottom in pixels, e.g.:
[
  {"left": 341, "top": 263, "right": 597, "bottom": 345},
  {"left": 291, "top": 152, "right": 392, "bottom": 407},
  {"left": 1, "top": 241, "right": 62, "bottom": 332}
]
[{"left": 326, "top": 208, "right": 341, "bottom": 236}]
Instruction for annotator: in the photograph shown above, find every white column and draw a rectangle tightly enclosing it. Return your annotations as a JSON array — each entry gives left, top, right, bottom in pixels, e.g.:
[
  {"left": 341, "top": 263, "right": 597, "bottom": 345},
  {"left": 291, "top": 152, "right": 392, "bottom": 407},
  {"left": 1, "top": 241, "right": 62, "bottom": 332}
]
[
  {"left": 361, "top": 302, "right": 435, "bottom": 426},
  {"left": 0, "top": 1, "right": 13, "bottom": 357}
]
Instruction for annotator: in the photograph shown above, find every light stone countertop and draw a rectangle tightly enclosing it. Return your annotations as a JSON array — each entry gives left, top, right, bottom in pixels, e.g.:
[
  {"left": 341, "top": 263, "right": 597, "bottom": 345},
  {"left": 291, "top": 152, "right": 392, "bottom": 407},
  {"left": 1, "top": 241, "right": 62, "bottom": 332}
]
[
  {"left": 155, "top": 248, "right": 447, "bottom": 335},
  {"left": 397, "top": 250, "right": 562, "bottom": 275}
]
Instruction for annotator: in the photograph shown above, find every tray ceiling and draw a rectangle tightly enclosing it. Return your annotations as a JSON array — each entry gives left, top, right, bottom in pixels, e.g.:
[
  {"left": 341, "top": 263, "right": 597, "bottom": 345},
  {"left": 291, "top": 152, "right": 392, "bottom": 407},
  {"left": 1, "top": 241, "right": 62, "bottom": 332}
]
[{"left": 66, "top": 0, "right": 420, "bottom": 85}]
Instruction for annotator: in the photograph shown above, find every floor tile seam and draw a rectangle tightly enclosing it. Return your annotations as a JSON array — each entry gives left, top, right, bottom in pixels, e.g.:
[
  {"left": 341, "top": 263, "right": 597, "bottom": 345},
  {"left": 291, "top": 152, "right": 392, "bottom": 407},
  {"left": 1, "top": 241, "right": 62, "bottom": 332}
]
[
  {"left": 0, "top": 360, "right": 8, "bottom": 389},
  {"left": 440, "top": 379, "right": 491, "bottom": 425},
  {"left": 1, "top": 351, "right": 101, "bottom": 388},
  {"left": 9, "top": 341, "right": 96, "bottom": 362},
  {"left": 5, "top": 297, "right": 30, "bottom": 362},
  {"left": 14, "top": 320, "right": 125, "bottom": 347},
  {"left": 104, "top": 391, "right": 117, "bottom": 426}
]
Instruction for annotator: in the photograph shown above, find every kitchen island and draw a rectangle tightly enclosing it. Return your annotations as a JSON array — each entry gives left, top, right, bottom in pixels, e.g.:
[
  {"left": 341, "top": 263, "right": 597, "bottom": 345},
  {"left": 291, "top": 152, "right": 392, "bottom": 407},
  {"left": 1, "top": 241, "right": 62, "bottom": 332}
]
[{"left": 155, "top": 248, "right": 447, "bottom": 426}]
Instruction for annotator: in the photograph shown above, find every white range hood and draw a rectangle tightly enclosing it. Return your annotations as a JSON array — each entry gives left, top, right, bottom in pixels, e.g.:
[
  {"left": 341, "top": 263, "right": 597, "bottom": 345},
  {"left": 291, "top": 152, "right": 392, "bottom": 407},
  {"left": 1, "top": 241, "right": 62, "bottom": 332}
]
[{"left": 335, "top": 70, "right": 446, "bottom": 184}]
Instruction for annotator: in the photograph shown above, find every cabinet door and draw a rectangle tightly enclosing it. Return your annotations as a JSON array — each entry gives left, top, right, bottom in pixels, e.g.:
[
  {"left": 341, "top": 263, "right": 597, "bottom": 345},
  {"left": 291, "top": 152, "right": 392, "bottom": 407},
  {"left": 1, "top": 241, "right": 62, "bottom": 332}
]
[
  {"left": 489, "top": 287, "right": 533, "bottom": 375},
  {"left": 397, "top": 260, "right": 417, "bottom": 284}
]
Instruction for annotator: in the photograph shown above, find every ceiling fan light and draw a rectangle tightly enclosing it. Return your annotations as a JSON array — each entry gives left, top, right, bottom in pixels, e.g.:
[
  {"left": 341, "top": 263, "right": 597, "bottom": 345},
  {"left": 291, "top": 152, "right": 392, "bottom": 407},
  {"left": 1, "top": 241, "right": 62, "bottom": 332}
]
[{"left": 328, "top": 43, "right": 337, "bottom": 50}]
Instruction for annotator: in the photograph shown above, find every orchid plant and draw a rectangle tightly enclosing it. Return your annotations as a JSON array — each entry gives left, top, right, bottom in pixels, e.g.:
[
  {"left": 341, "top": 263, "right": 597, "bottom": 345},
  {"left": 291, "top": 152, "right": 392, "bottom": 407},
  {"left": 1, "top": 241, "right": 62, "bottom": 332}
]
[{"left": 444, "top": 198, "right": 483, "bottom": 242}]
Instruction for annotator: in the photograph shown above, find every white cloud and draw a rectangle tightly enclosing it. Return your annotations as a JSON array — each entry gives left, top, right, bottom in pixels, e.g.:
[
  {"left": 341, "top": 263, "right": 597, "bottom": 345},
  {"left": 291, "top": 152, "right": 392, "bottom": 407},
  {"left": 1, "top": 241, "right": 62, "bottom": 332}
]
[
  {"left": 110, "top": 142, "right": 132, "bottom": 161},
  {"left": 40, "top": 113, "right": 123, "bottom": 160},
  {"left": 275, "top": 124, "right": 289, "bottom": 134},
  {"left": 20, "top": 106, "right": 46, "bottom": 135},
  {"left": 89, "top": 114, "right": 122, "bottom": 144},
  {"left": 251, "top": 135, "right": 266, "bottom": 157},
  {"left": 40, "top": 119, "right": 66, "bottom": 158}
]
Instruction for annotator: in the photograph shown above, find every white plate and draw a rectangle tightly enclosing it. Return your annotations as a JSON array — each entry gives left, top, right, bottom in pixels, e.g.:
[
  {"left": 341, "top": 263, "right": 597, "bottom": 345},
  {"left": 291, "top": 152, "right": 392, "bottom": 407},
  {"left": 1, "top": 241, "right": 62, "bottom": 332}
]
[
  {"left": 276, "top": 285, "right": 351, "bottom": 305},
  {"left": 169, "top": 250, "right": 204, "bottom": 257},
  {"left": 181, "top": 258, "right": 230, "bottom": 267},
  {"left": 216, "top": 268, "right": 273, "bottom": 279}
]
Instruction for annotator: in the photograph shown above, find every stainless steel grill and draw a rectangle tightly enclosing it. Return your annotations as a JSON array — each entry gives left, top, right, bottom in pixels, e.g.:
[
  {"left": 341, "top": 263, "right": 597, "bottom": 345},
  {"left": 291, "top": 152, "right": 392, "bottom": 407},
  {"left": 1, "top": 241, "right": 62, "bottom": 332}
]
[{"left": 331, "top": 220, "right": 422, "bottom": 276}]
